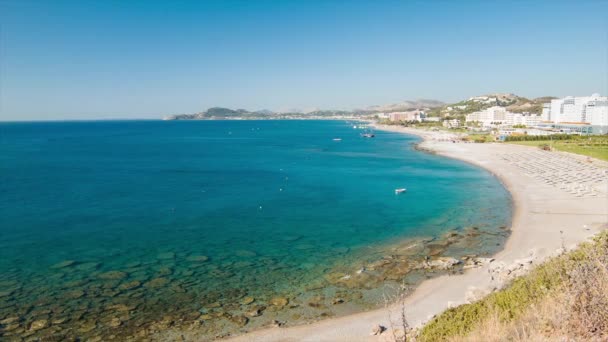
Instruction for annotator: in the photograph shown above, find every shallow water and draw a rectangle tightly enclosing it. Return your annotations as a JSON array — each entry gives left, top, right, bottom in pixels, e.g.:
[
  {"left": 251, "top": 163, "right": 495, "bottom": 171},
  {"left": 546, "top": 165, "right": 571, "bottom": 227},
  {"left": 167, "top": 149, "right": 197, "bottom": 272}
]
[{"left": 0, "top": 120, "right": 511, "bottom": 339}]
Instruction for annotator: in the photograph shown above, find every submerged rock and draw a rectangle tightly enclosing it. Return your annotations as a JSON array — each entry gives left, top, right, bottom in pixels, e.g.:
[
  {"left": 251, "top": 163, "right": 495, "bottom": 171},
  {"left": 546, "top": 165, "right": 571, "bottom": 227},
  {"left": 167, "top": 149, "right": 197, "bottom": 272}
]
[
  {"left": 170, "top": 284, "right": 186, "bottom": 293},
  {"left": 425, "top": 243, "right": 447, "bottom": 256},
  {"left": 332, "top": 247, "right": 350, "bottom": 254},
  {"left": 425, "top": 257, "right": 462, "bottom": 270},
  {"left": 78, "top": 321, "right": 97, "bottom": 333},
  {"left": 0, "top": 316, "right": 19, "bottom": 325},
  {"left": 234, "top": 261, "right": 254, "bottom": 268},
  {"left": 157, "top": 252, "right": 176, "bottom": 260},
  {"left": 246, "top": 306, "right": 265, "bottom": 317},
  {"left": 186, "top": 255, "right": 209, "bottom": 262},
  {"left": 52, "top": 317, "right": 68, "bottom": 325},
  {"left": 324, "top": 272, "right": 348, "bottom": 283},
  {"left": 107, "top": 317, "right": 122, "bottom": 328},
  {"left": 144, "top": 277, "right": 170, "bottom": 288},
  {"left": 1, "top": 322, "right": 19, "bottom": 332},
  {"left": 269, "top": 296, "right": 289, "bottom": 307},
  {"left": 269, "top": 320, "right": 284, "bottom": 328},
  {"left": 75, "top": 262, "right": 101, "bottom": 271},
  {"left": 118, "top": 280, "right": 141, "bottom": 291},
  {"left": 101, "top": 289, "right": 120, "bottom": 298},
  {"left": 332, "top": 298, "right": 345, "bottom": 305},
  {"left": 106, "top": 303, "right": 134, "bottom": 312},
  {"left": 464, "top": 226, "right": 482, "bottom": 237},
  {"left": 235, "top": 250, "right": 257, "bottom": 257},
  {"left": 125, "top": 261, "right": 142, "bottom": 268},
  {"left": 240, "top": 296, "right": 255, "bottom": 305},
  {"left": 229, "top": 315, "right": 249, "bottom": 326},
  {"left": 0, "top": 290, "right": 14, "bottom": 298},
  {"left": 50, "top": 260, "right": 76, "bottom": 269},
  {"left": 206, "top": 301, "right": 221, "bottom": 309},
  {"left": 64, "top": 289, "right": 85, "bottom": 299},
  {"left": 29, "top": 319, "right": 48, "bottom": 331},
  {"left": 443, "top": 230, "right": 460, "bottom": 239},
  {"left": 63, "top": 279, "right": 88, "bottom": 289},
  {"left": 98, "top": 271, "right": 128, "bottom": 280},
  {"left": 307, "top": 295, "right": 325, "bottom": 308},
  {"left": 157, "top": 267, "right": 173, "bottom": 276}
]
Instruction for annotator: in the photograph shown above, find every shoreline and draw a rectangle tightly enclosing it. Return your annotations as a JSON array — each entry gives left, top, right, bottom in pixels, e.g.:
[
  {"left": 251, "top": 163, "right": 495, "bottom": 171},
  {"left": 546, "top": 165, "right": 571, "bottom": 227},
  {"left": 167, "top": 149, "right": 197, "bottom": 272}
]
[{"left": 218, "top": 124, "right": 608, "bottom": 342}]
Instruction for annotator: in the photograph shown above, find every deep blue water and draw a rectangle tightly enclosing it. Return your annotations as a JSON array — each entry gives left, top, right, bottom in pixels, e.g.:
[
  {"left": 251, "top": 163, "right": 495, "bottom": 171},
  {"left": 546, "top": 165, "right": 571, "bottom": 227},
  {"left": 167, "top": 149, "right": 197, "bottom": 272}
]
[{"left": 0, "top": 120, "right": 510, "bottom": 339}]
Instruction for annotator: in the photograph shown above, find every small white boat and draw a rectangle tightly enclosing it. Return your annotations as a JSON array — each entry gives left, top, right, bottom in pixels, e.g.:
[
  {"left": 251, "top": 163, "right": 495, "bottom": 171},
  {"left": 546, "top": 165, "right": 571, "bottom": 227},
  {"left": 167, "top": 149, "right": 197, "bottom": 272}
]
[
  {"left": 333, "top": 138, "right": 342, "bottom": 141},
  {"left": 395, "top": 188, "right": 407, "bottom": 194}
]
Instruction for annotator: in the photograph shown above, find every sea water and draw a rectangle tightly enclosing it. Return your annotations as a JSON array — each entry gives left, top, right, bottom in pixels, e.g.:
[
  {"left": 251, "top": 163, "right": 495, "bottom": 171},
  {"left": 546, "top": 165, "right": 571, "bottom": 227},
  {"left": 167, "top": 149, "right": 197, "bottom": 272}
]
[{"left": 0, "top": 120, "right": 511, "bottom": 339}]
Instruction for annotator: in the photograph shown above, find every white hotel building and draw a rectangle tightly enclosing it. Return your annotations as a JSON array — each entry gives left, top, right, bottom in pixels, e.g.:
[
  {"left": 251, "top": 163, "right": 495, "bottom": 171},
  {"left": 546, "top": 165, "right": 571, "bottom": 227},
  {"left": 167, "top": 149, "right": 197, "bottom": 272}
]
[
  {"left": 542, "top": 94, "right": 608, "bottom": 128},
  {"left": 465, "top": 106, "right": 541, "bottom": 127}
]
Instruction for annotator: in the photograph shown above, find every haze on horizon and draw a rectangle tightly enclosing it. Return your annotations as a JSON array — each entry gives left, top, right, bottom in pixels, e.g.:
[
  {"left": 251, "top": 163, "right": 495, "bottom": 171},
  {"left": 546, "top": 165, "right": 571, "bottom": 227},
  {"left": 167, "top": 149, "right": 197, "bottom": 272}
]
[{"left": 0, "top": 0, "right": 607, "bottom": 121}]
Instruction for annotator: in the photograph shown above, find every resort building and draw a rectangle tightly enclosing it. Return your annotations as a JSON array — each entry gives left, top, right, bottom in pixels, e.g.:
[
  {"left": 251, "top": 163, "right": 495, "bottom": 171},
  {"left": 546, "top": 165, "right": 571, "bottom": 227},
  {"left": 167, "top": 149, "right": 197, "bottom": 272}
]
[
  {"left": 468, "top": 95, "right": 498, "bottom": 104},
  {"left": 541, "top": 103, "right": 551, "bottom": 120},
  {"left": 465, "top": 106, "right": 509, "bottom": 126},
  {"left": 497, "top": 127, "right": 555, "bottom": 138},
  {"left": 542, "top": 94, "right": 608, "bottom": 126},
  {"left": 465, "top": 107, "right": 538, "bottom": 127},
  {"left": 443, "top": 119, "right": 461, "bottom": 128},
  {"left": 507, "top": 113, "right": 541, "bottom": 126},
  {"left": 536, "top": 122, "right": 599, "bottom": 135},
  {"left": 585, "top": 100, "right": 608, "bottom": 126},
  {"left": 388, "top": 111, "right": 424, "bottom": 122}
]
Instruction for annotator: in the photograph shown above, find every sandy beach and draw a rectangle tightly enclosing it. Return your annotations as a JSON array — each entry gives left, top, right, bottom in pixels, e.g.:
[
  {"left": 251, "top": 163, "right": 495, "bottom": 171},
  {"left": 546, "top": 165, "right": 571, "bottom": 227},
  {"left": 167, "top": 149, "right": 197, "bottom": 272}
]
[{"left": 225, "top": 125, "right": 608, "bottom": 342}]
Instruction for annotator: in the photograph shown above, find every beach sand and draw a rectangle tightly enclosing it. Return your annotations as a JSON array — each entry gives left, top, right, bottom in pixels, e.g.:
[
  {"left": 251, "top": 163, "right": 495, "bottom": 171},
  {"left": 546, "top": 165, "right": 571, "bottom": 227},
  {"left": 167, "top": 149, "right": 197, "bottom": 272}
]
[{"left": 222, "top": 125, "right": 608, "bottom": 342}]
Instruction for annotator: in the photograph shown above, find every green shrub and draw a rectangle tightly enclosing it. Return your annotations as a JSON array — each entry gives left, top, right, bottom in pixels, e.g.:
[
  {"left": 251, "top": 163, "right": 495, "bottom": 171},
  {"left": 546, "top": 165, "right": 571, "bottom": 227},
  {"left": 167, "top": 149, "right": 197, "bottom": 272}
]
[{"left": 418, "top": 232, "right": 608, "bottom": 341}]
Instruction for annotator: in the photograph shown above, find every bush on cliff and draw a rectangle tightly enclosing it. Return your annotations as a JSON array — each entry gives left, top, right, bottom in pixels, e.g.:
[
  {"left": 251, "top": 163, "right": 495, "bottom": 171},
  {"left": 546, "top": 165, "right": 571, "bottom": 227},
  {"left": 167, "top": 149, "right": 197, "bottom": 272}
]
[{"left": 418, "top": 231, "right": 608, "bottom": 341}]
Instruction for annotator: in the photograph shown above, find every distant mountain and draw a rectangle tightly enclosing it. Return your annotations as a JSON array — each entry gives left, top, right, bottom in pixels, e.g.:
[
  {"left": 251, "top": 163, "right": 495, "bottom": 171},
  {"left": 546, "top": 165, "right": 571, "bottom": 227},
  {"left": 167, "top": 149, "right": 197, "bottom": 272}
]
[
  {"left": 164, "top": 107, "right": 262, "bottom": 120},
  {"left": 162, "top": 94, "right": 550, "bottom": 121},
  {"left": 207, "top": 107, "right": 244, "bottom": 117},
  {"left": 163, "top": 107, "right": 366, "bottom": 120},
  {"left": 253, "top": 109, "right": 274, "bottom": 115},
  {"left": 364, "top": 99, "right": 445, "bottom": 113}
]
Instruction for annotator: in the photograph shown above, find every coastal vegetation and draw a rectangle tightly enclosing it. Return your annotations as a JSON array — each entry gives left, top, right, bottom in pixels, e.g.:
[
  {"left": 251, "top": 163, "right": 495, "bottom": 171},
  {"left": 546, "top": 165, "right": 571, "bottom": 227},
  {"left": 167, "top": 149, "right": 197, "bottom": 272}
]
[
  {"left": 417, "top": 231, "right": 608, "bottom": 341},
  {"left": 461, "top": 134, "right": 493, "bottom": 143},
  {"left": 506, "top": 135, "right": 608, "bottom": 161}
]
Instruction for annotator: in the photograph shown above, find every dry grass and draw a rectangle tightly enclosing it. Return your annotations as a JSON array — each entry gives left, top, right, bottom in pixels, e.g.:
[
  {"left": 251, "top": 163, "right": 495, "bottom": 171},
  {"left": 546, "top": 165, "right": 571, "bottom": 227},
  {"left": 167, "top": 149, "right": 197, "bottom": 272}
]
[{"left": 418, "top": 231, "right": 608, "bottom": 342}]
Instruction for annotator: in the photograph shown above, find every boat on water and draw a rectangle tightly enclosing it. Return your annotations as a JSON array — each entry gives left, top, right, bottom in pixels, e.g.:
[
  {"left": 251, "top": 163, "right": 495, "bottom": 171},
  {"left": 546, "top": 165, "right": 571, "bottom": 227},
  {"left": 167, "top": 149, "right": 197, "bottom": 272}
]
[
  {"left": 333, "top": 138, "right": 342, "bottom": 141},
  {"left": 395, "top": 188, "right": 407, "bottom": 194},
  {"left": 361, "top": 133, "right": 375, "bottom": 138}
]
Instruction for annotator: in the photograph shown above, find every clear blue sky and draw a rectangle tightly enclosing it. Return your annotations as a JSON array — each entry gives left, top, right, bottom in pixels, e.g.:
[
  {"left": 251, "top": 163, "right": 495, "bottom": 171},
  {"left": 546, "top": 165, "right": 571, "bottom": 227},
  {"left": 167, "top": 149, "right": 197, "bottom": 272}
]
[{"left": 1, "top": 0, "right": 607, "bottom": 120}]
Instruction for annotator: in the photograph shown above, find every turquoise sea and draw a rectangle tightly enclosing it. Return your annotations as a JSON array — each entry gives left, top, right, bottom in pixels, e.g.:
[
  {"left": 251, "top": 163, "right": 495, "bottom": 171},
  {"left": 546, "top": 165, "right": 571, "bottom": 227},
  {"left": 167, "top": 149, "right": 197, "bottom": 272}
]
[{"left": 0, "top": 120, "right": 511, "bottom": 340}]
